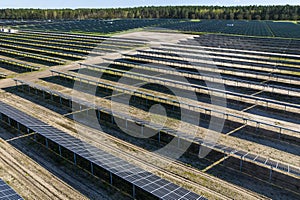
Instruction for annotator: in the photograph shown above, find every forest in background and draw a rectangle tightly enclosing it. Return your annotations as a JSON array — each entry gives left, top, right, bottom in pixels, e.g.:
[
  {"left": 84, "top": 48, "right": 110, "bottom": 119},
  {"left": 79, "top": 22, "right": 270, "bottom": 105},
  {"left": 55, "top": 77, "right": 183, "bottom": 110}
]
[{"left": 0, "top": 5, "right": 299, "bottom": 21}]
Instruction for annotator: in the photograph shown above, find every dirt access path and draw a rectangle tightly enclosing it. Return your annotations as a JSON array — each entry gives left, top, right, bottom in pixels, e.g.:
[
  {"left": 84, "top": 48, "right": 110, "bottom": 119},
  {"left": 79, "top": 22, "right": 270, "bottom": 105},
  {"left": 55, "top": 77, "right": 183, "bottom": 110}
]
[{"left": 0, "top": 135, "right": 88, "bottom": 199}]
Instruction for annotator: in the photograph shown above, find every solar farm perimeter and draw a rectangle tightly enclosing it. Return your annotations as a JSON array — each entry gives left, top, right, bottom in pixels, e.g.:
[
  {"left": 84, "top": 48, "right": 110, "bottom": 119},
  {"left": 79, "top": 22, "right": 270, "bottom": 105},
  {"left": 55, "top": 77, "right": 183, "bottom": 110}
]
[{"left": 0, "top": 19, "right": 300, "bottom": 200}]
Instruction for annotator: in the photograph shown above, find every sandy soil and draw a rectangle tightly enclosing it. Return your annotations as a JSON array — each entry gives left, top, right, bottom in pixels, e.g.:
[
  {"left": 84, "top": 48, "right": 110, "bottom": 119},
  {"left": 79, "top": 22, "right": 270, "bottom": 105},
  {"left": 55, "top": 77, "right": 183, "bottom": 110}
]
[{"left": 0, "top": 31, "right": 299, "bottom": 199}]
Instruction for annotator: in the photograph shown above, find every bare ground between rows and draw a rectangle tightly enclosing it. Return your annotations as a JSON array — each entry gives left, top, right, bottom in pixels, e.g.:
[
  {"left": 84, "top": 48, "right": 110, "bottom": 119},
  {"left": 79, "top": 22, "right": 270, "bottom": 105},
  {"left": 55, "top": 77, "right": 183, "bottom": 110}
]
[
  {"left": 17, "top": 74, "right": 300, "bottom": 167},
  {"left": 0, "top": 31, "right": 299, "bottom": 199},
  {"left": 0, "top": 91, "right": 298, "bottom": 199},
  {"left": 0, "top": 125, "right": 131, "bottom": 200},
  {"left": 0, "top": 55, "right": 300, "bottom": 166}
]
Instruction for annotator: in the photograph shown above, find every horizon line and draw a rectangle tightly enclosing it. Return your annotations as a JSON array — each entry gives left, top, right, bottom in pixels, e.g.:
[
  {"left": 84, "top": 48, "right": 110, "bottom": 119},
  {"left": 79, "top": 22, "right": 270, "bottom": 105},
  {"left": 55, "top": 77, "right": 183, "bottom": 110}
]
[{"left": 0, "top": 4, "right": 298, "bottom": 9}]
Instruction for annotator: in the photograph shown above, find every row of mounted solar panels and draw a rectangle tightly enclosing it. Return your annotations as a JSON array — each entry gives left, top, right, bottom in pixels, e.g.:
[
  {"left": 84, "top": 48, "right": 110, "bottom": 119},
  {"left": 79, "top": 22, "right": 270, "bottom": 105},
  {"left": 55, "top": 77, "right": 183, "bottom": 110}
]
[
  {"left": 83, "top": 60, "right": 300, "bottom": 115},
  {"left": 20, "top": 30, "right": 148, "bottom": 44},
  {"left": 124, "top": 54, "right": 300, "bottom": 93},
  {"left": 13, "top": 79, "right": 300, "bottom": 178},
  {"left": 136, "top": 49, "right": 300, "bottom": 77},
  {"left": 111, "top": 58, "right": 300, "bottom": 109},
  {"left": 0, "top": 179, "right": 23, "bottom": 200},
  {"left": 0, "top": 33, "right": 142, "bottom": 55},
  {"left": 19, "top": 19, "right": 176, "bottom": 36},
  {"left": 193, "top": 35, "right": 300, "bottom": 49},
  {"left": 48, "top": 69, "right": 300, "bottom": 137},
  {"left": 0, "top": 101, "right": 205, "bottom": 200},
  {"left": 154, "top": 44, "right": 300, "bottom": 65},
  {"left": 194, "top": 34, "right": 300, "bottom": 47},
  {"left": 188, "top": 36, "right": 300, "bottom": 55},
  {"left": 0, "top": 58, "right": 40, "bottom": 71},
  {"left": 161, "top": 43, "right": 300, "bottom": 62}
]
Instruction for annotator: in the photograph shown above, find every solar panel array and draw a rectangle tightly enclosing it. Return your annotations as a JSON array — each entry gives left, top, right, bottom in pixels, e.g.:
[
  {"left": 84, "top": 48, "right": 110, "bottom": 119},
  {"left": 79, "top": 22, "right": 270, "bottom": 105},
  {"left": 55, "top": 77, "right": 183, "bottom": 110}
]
[
  {"left": 17, "top": 19, "right": 180, "bottom": 35},
  {"left": 82, "top": 61, "right": 300, "bottom": 111},
  {"left": 0, "top": 31, "right": 147, "bottom": 59},
  {"left": 136, "top": 49, "right": 300, "bottom": 83},
  {"left": 149, "top": 45, "right": 300, "bottom": 65},
  {"left": 123, "top": 53, "right": 300, "bottom": 93},
  {"left": 171, "top": 20, "right": 300, "bottom": 39},
  {"left": 19, "top": 30, "right": 147, "bottom": 45},
  {"left": 0, "top": 179, "right": 23, "bottom": 200},
  {"left": 13, "top": 79, "right": 300, "bottom": 178},
  {"left": 189, "top": 34, "right": 300, "bottom": 55},
  {"left": 0, "top": 101, "right": 205, "bottom": 200},
  {"left": 49, "top": 70, "right": 300, "bottom": 137},
  {"left": 0, "top": 58, "right": 40, "bottom": 71}
]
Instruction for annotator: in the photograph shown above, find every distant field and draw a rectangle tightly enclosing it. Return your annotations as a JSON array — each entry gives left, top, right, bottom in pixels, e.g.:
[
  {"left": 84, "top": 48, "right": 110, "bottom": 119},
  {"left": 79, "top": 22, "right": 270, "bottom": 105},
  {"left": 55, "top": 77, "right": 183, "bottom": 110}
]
[
  {"left": 162, "top": 20, "right": 300, "bottom": 39},
  {"left": 6, "top": 19, "right": 300, "bottom": 39},
  {"left": 12, "top": 19, "right": 181, "bottom": 35},
  {"left": 0, "top": 19, "right": 300, "bottom": 199}
]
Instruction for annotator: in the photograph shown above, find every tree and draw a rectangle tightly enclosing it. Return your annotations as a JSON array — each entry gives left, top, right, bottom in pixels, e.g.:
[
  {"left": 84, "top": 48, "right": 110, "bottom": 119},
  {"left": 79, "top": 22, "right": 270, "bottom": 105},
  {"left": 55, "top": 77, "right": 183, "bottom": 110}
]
[
  {"left": 237, "top": 14, "right": 243, "bottom": 20},
  {"left": 255, "top": 15, "right": 261, "bottom": 20},
  {"left": 0, "top": 5, "right": 299, "bottom": 20},
  {"left": 229, "top": 12, "right": 235, "bottom": 20}
]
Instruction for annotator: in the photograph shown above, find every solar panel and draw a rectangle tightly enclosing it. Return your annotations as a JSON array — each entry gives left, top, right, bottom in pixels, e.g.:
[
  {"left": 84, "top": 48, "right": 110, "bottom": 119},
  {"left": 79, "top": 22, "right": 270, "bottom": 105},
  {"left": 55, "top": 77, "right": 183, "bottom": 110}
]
[
  {"left": 11, "top": 80, "right": 300, "bottom": 179},
  {"left": 277, "top": 163, "right": 289, "bottom": 172},
  {"left": 46, "top": 70, "right": 300, "bottom": 137},
  {"left": 244, "top": 153, "right": 257, "bottom": 161},
  {"left": 0, "top": 179, "right": 23, "bottom": 200},
  {"left": 122, "top": 53, "right": 300, "bottom": 92},
  {"left": 0, "top": 101, "right": 205, "bottom": 200},
  {"left": 233, "top": 150, "right": 248, "bottom": 158},
  {"left": 289, "top": 166, "right": 300, "bottom": 177},
  {"left": 143, "top": 48, "right": 300, "bottom": 82},
  {"left": 254, "top": 156, "right": 267, "bottom": 165},
  {"left": 266, "top": 159, "right": 278, "bottom": 168}
]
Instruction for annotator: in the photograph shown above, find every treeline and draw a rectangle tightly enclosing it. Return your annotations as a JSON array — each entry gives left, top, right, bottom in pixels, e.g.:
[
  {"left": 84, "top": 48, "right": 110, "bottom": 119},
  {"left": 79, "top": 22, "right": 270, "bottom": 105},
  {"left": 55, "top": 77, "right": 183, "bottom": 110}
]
[{"left": 0, "top": 5, "right": 299, "bottom": 20}]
